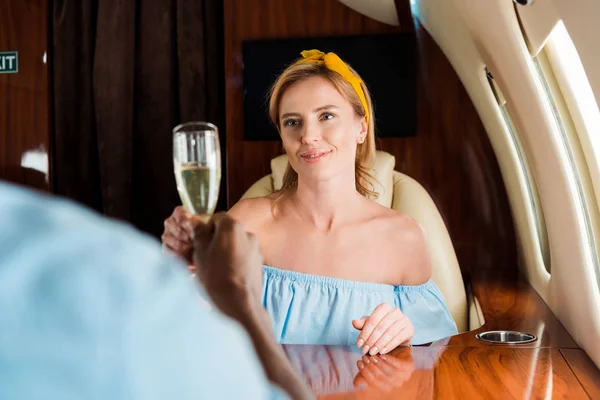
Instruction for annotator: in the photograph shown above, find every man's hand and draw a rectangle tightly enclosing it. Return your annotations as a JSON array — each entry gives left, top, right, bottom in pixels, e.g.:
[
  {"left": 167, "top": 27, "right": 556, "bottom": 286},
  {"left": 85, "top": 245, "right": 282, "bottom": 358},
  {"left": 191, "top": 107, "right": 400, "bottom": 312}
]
[
  {"left": 161, "top": 206, "right": 194, "bottom": 264},
  {"left": 192, "top": 213, "right": 263, "bottom": 321},
  {"left": 191, "top": 213, "right": 314, "bottom": 400}
]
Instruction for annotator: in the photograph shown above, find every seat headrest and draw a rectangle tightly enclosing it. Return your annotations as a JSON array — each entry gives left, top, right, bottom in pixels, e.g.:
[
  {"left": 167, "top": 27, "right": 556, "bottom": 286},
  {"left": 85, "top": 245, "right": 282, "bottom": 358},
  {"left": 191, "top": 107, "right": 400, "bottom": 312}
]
[{"left": 270, "top": 150, "right": 396, "bottom": 207}]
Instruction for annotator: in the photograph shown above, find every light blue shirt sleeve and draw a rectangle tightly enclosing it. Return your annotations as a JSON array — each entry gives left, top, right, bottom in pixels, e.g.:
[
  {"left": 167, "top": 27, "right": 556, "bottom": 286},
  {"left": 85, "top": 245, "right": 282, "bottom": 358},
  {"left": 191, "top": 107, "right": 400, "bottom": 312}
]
[{"left": 0, "top": 182, "right": 287, "bottom": 400}]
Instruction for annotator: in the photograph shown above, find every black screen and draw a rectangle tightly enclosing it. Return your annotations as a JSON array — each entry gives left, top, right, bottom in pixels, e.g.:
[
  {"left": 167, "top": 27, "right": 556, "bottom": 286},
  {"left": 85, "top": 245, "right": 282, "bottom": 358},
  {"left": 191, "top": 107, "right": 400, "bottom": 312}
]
[{"left": 241, "top": 33, "right": 417, "bottom": 141}]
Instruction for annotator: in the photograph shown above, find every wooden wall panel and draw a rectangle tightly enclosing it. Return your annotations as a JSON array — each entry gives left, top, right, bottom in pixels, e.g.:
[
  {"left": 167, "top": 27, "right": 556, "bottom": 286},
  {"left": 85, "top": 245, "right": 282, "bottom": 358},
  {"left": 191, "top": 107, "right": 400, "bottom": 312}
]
[
  {"left": 0, "top": 0, "right": 50, "bottom": 191},
  {"left": 223, "top": 0, "right": 402, "bottom": 207},
  {"left": 223, "top": 0, "right": 517, "bottom": 276}
]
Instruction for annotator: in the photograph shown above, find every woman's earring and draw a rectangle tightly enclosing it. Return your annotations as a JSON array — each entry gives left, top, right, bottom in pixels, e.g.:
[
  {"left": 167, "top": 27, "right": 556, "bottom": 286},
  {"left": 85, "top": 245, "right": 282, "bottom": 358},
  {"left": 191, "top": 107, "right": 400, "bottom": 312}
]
[{"left": 359, "top": 137, "right": 365, "bottom": 143}]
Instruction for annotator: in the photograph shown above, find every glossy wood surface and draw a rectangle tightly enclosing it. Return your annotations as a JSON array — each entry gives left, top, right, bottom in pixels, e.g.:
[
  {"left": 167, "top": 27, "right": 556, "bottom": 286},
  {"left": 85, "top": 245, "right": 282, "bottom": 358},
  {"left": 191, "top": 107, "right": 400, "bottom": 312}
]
[
  {"left": 281, "top": 273, "right": 600, "bottom": 398},
  {"left": 561, "top": 349, "right": 600, "bottom": 399},
  {"left": 284, "top": 345, "right": 594, "bottom": 399},
  {"left": 281, "top": 274, "right": 600, "bottom": 398},
  {"left": 0, "top": 0, "right": 50, "bottom": 190},
  {"left": 433, "top": 272, "right": 579, "bottom": 349},
  {"left": 223, "top": 0, "right": 517, "bottom": 277}
]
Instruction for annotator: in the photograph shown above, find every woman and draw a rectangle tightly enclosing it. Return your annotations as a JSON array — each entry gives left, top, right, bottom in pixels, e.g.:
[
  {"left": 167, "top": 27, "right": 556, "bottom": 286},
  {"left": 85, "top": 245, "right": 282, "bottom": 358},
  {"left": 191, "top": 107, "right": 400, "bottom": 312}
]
[{"left": 163, "top": 50, "right": 458, "bottom": 355}]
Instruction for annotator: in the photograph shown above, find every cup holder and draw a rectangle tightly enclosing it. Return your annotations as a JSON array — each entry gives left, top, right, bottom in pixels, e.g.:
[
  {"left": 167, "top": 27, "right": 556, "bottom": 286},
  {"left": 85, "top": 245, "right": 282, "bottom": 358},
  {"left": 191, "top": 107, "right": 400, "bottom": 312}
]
[{"left": 475, "top": 330, "right": 537, "bottom": 344}]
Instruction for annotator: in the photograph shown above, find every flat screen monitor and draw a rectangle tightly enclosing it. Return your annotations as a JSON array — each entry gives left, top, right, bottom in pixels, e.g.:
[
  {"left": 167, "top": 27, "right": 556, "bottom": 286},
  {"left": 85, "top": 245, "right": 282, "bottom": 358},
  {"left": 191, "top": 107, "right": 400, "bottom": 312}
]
[{"left": 241, "top": 33, "right": 417, "bottom": 141}]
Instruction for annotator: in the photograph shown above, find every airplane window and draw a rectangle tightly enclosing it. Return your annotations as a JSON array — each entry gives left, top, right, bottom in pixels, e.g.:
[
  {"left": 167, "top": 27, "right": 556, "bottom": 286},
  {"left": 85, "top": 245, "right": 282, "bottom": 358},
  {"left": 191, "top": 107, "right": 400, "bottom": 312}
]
[
  {"left": 544, "top": 22, "right": 600, "bottom": 160},
  {"left": 501, "top": 105, "right": 551, "bottom": 274},
  {"left": 532, "top": 22, "right": 600, "bottom": 287},
  {"left": 486, "top": 69, "right": 551, "bottom": 274}
]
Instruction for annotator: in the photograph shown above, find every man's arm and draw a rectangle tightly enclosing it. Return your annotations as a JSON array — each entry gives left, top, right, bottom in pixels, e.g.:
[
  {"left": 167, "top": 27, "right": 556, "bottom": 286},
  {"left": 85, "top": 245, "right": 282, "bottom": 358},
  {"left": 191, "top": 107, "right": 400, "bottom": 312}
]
[
  {"left": 193, "top": 214, "right": 313, "bottom": 400},
  {"left": 0, "top": 182, "right": 282, "bottom": 399},
  {"left": 235, "top": 299, "right": 313, "bottom": 400}
]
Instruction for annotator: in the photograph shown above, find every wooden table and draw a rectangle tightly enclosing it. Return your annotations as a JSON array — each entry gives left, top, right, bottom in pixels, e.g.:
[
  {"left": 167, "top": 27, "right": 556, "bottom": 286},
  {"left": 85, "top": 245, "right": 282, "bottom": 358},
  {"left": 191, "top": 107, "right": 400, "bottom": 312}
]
[
  {"left": 283, "top": 344, "right": 599, "bottom": 399},
  {"left": 283, "top": 273, "right": 600, "bottom": 399}
]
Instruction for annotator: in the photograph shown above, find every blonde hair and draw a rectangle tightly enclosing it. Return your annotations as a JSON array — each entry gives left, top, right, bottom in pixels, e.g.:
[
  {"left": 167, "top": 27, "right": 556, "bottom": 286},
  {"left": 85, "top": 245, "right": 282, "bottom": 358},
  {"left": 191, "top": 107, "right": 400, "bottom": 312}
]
[{"left": 268, "top": 59, "right": 378, "bottom": 199}]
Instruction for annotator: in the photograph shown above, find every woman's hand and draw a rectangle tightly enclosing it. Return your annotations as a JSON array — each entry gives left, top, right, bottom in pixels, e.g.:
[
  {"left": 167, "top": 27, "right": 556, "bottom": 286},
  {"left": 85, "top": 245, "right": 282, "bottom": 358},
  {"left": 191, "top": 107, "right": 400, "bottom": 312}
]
[
  {"left": 352, "top": 303, "right": 414, "bottom": 355},
  {"left": 161, "top": 206, "right": 195, "bottom": 264}
]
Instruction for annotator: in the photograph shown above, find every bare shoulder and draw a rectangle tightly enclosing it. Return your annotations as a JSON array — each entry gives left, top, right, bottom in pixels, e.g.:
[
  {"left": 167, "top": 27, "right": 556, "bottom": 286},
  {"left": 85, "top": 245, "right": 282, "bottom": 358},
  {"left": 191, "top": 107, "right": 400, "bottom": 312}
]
[
  {"left": 226, "top": 195, "right": 277, "bottom": 234},
  {"left": 371, "top": 203, "right": 432, "bottom": 285}
]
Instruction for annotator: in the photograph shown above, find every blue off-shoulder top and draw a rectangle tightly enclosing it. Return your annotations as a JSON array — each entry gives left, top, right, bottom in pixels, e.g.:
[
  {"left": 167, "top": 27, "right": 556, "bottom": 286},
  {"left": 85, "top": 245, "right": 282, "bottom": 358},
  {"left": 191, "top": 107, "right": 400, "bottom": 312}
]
[{"left": 262, "top": 266, "right": 458, "bottom": 346}]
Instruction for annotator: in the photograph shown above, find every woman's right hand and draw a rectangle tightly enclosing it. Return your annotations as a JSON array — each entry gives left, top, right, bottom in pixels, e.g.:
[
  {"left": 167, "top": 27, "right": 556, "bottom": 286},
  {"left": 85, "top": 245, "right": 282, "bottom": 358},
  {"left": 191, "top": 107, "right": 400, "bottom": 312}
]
[{"left": 161, "top": 206, "right": 195, "bottom": 264}]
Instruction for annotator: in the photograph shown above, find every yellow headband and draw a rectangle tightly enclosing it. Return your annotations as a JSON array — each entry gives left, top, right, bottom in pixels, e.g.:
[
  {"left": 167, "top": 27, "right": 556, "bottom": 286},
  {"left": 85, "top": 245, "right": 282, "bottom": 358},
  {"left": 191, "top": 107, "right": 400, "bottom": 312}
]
[{"left": 296, "top": 49, "right": 369, "bottom": 125}]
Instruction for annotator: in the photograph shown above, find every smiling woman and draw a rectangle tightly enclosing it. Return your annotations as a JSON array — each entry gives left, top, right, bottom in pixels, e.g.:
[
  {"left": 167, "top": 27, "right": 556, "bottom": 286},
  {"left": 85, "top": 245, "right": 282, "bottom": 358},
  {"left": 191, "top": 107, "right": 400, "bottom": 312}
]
[
  {"left": 268, "top": 50, "right": 377, "bottom": 199},
  {"left": 163, "top": 49, "right": 458, "bottom": 355}
]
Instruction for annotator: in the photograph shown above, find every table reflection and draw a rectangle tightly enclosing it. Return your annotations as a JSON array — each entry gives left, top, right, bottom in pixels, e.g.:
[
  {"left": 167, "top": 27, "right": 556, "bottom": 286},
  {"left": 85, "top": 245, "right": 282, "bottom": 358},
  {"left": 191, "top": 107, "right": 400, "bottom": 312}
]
[
  {"left": 354, "top": 351, "right": 415, "bottom": 393},
  {"left": 283, "top": 340, "right": 449, "bottom": 398}
]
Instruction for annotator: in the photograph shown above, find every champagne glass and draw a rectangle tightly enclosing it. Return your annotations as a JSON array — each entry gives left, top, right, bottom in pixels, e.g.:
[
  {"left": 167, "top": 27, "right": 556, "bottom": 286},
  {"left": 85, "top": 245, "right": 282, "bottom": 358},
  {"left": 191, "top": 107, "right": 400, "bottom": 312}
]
[{"left": 173, "top": 122, "right": 221, "bottom": 219}]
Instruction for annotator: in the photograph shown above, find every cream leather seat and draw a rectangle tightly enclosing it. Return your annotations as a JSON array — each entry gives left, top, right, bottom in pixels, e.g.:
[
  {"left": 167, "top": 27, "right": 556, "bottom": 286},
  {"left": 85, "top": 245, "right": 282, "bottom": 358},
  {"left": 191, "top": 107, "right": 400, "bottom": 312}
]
[{"left": 241, "top": 150, "right": 468, "bottom": 332}]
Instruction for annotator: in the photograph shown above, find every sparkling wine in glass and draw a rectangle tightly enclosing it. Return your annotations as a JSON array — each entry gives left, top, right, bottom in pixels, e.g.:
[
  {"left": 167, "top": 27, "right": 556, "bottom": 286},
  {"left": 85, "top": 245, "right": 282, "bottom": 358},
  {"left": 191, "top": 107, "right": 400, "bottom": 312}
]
[{"left": 173, "top": 122, "right": 221, "bottom": 218}]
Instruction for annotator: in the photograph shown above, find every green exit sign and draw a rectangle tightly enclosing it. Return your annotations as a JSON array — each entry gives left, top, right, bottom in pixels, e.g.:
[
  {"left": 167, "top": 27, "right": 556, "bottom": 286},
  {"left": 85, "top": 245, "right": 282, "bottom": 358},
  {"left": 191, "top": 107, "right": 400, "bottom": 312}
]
[{"left": 0, "top": 52, "right": 18, "bottom": 73}]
